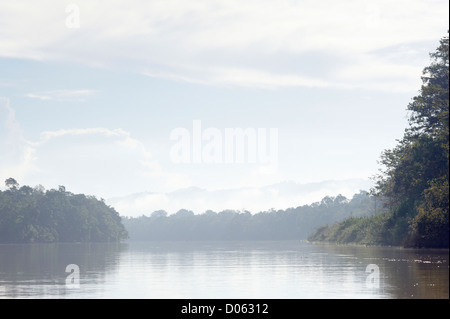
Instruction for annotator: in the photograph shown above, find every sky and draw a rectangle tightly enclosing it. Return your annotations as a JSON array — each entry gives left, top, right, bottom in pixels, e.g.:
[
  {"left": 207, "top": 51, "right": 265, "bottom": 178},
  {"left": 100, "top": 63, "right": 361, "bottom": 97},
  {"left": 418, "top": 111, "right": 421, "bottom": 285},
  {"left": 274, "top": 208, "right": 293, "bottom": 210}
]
[{"left": 0, "top": 0, "right": 448, "bottom": 216}]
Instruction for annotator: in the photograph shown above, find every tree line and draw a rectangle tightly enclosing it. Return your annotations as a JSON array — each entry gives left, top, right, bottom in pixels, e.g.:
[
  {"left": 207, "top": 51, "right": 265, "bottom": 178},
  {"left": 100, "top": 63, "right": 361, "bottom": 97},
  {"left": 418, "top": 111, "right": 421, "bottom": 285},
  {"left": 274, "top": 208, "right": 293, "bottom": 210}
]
[
  {"left": 122, "top": 191, "right": 380, "bottom": 241},
  {"left": 0, "top": 178, "right": 128, "bottom": 243},
  {"left": 309, "top": 33, "right": 449, "bottom": 248}
]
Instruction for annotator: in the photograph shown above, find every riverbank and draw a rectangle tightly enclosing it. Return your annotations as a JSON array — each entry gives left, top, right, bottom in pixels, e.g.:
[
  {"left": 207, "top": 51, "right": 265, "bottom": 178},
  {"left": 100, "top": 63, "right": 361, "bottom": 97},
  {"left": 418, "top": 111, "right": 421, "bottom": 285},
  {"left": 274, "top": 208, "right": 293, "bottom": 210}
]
[{"left": 307, "top": 212, "right": 449, "bottom": 249}]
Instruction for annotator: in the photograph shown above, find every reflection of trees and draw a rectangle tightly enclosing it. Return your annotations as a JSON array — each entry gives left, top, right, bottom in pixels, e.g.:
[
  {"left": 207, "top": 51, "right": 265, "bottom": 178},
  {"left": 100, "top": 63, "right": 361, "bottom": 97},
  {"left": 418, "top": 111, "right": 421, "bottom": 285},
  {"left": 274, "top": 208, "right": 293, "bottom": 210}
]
[
  {"left": 310, "top": 243, "right": 449, "bottom": 298},
  {"left": 388, "top": 251, "right": 449, "bottom": 299},
  {"left": 0, "top": 243, "right": 127, "bottom": 298}
]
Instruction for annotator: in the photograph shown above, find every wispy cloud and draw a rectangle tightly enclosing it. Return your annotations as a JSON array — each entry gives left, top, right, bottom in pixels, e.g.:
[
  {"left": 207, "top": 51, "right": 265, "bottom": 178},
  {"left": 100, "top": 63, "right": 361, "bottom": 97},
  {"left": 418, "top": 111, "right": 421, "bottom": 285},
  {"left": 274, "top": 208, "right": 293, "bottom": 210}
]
[
  {"left": 0, "top": 0, "right": 447, "bottom": 91},
  {"left": 25, "top": 89, "right": 96, "bottom": 101}
]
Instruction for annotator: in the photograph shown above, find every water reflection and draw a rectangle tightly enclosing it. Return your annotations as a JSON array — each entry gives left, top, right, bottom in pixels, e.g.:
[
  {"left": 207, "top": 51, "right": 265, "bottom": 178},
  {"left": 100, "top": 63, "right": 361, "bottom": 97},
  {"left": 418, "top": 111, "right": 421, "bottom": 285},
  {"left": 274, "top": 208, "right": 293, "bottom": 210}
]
[
  {"left": 314, "top": 243, "right": 449, "bottom": 298},
  {"left": 0, "top": 241, "right": 448, "bottom": 299},
  {"left": 0, "top": 243, "right": 125, "bottom": 298}
]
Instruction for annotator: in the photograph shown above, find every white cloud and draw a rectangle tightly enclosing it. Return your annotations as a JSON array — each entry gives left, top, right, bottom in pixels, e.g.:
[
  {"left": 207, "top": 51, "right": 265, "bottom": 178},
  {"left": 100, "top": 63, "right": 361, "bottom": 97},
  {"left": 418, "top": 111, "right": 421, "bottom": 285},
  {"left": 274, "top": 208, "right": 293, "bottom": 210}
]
[
  {"left": 209, "top": 67, "right": 331, "bottom": 89},
  {"left": 39, "top": 127, "right": 134, "bottom": 143},
  {"left": 0, "top": 0, "right": 447, "bottom": 91},
  {"left": 32, "top": 126, "right": 189, "bottom": 196},
  {"left": 0, "top": 97, "right": 37, "bottom": 182},
  {"left": 0, "top": 100, "right": 189, "bottom": 197}
]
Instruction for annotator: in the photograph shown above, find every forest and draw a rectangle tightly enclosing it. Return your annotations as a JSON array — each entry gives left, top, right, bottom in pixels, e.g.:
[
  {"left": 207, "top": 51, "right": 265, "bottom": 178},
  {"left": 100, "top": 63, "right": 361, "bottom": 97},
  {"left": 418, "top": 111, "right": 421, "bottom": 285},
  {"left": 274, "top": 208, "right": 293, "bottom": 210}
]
[
  {"left": 309, "top": 34, "right": 449, "bottom": 248},
  {"left": 122, "top": 191, "right": 380, "bottom": 241},
  {"left": 0, "top": 176, "right": 380, "bottom": 242},
  {"left": 0, "top": 178, "right": 128, "bottom": 243},
  {"left": 0, "top": 177, "right": 380, "bottom": 242}
]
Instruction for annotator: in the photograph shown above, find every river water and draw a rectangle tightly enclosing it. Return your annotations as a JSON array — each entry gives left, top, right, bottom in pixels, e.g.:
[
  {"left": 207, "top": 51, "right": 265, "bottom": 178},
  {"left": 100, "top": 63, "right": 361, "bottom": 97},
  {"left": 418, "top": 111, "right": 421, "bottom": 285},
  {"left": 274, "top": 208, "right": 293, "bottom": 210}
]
[{"left": 0, "top": 241, "right": 448, "bottom": 299}]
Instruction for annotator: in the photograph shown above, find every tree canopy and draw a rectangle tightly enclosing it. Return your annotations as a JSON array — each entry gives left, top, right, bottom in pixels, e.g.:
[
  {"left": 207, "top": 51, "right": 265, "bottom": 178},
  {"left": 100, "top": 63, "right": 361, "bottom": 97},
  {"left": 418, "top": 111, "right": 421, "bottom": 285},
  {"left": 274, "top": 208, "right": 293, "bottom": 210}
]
[
  {"left": 0, "top": 179, "right": 128, "bottom": 243},
  {"left": 122, "top": 191, "right": 379, "bottom": 241}
]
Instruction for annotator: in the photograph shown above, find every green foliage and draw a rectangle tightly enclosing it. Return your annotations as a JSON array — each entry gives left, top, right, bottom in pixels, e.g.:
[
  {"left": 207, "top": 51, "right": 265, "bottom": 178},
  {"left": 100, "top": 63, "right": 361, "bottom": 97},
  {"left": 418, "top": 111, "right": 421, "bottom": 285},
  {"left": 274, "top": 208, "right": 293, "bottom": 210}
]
[
  {"left": 308, "top": 210, "right": 409, "bottom": 246},
  {"left": 312, "top": 33, "right": 449, "bottom": 248},
  {"left": 0, "top": 179, "right": 128, "bottom": 243},
  {"left": 122, "top": 191, "right": 380, "bottom": 241},
  {"left": 409, "top": 179, "right": 449, "bottom": 248},
  {"left": 408, "top": 34, "right": 449, "bottom": 143}
]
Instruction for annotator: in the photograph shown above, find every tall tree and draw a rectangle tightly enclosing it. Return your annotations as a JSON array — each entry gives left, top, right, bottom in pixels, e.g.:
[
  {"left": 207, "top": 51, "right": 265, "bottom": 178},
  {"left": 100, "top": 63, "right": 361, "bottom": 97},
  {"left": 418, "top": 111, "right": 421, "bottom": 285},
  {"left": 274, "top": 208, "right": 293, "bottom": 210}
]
[{"left": 5, "top": 178, "right": 19, "bottom": 190}]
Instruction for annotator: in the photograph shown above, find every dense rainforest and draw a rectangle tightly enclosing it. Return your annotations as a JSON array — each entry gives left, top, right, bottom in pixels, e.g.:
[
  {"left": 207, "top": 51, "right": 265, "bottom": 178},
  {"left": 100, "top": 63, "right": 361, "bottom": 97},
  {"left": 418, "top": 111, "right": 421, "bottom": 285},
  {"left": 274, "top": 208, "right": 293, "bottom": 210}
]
[
  {"left": 0, "top": 178, "right": 128, "bottom": 243},
  {"left": 309, "top": 34, "right": 449, "bottom": 248},
  {"left": 122, "top": 191, "right": 381, "bottom": 241},
  {"left": 1, "top": 177, "right": 379, "bottom": 242}
]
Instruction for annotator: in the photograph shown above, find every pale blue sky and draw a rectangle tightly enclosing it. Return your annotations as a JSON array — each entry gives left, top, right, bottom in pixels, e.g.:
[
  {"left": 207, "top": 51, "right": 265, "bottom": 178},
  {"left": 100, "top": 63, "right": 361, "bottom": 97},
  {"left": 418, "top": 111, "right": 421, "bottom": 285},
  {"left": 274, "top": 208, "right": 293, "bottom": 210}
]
[{"left": 0, "top": 0, "right": 448, "bottom": 215}]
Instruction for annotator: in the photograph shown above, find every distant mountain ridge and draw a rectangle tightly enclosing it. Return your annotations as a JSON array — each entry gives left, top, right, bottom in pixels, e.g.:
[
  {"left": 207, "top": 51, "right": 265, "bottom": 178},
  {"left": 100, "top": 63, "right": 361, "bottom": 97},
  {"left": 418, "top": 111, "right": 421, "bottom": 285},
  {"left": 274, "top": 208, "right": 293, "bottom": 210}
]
[{"left": 107, "top": 178, "right": 373, "bottom": 217}]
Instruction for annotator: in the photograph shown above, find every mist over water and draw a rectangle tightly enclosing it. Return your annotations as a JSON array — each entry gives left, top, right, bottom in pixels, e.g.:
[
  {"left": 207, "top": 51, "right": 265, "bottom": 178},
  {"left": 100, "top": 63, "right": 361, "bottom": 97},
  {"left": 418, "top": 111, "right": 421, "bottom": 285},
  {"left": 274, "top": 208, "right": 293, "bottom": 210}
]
[{"left": 0, "top": 241, "right": 447, "bottom": 299}]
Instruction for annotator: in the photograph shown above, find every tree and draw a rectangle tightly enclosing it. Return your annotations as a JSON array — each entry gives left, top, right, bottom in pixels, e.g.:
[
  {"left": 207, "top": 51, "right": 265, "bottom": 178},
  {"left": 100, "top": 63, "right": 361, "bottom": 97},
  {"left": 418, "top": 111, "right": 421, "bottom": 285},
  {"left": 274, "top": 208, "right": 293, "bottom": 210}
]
[
  {"left": 5, "top": 178, "right": 19, "bottom": 190},
  {"left": 409, "top": 179, "right": 449, "bottom": 247},
  {"left": 151, "top": 210, "right": 168, "bottom": 218},
  {"left": 408, "top": 33, "right": 449, "bottom": 143},
  {"left": 19, "top": 185, "right": 34, "bottom": 196}
]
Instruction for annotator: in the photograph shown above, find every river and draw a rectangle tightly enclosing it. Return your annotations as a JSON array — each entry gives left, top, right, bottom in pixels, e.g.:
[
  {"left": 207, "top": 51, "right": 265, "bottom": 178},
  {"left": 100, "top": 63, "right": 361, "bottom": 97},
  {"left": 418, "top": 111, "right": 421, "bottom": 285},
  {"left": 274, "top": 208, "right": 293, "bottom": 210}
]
[{"left": 0, "top": 241, "right": 448, "bottom": 299}]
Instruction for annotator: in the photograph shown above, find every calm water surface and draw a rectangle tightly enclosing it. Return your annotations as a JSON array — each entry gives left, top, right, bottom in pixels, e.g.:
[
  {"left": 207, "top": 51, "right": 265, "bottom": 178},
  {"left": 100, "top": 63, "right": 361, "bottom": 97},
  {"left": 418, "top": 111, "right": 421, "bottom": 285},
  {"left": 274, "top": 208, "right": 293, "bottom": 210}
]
[{"left": 0, "top": 241, "right": 448, "bottom": 299}]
